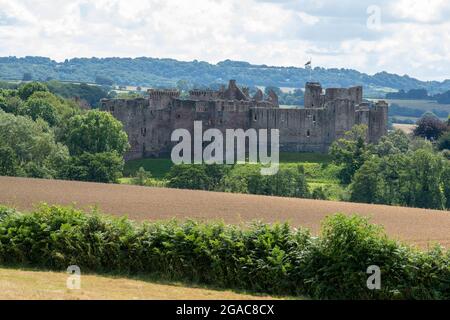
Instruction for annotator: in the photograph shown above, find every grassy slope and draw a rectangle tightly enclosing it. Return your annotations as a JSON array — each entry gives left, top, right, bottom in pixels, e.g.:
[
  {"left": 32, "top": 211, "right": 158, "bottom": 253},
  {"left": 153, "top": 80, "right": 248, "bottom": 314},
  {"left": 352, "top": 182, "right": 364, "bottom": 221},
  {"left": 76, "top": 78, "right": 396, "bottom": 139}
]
[{"left": 0, "top": 267, "right": 281, "bottom": 300}]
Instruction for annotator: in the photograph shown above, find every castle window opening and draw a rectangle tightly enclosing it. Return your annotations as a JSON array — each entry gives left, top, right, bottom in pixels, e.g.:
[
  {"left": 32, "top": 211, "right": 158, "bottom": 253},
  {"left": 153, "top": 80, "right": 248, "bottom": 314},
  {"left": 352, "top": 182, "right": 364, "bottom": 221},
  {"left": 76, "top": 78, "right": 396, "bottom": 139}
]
[{"left": 307, "top": 130, "right": 311, "bottom": 137}]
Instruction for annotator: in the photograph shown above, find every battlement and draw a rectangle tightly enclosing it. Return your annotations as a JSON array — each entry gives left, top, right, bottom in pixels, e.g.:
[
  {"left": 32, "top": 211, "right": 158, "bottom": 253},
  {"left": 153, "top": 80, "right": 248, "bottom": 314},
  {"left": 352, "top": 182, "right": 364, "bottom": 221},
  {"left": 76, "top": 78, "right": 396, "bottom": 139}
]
[
  {"left": 148, "top": 89, "right": 180, "bottom": 99},
  {"left": 189, "top": 89, "right": 221, "bottom": 101},
  {"left": 325, "top": 86, "right": 362, "bottom": 105}
]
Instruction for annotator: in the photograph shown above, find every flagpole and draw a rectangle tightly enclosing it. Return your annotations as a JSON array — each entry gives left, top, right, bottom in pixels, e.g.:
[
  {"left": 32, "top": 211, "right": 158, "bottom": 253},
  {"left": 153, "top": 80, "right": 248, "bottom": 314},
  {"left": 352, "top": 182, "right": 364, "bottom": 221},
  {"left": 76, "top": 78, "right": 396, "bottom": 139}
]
[
  {"left": 309, "top": 58, "right": 312, "bottom": 81},
  {"left": 305, "top": 58, "right": 312, "bottom": 82}
]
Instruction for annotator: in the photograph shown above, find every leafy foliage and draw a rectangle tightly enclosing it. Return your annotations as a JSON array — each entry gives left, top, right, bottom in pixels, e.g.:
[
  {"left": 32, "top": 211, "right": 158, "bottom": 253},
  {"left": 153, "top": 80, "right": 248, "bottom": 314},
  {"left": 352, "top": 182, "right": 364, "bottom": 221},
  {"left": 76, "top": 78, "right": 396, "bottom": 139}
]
[
  {"left": 62, "top": 152, "right": 124, "bottom": 183},
  {"left": 0, "top": 205, "right": 448, "bottom": 299},
  {"left": 64, "top": 110, "right": 129, "bottom": 156},
  {"left": 166, "top": 164, "right": 310, "bottom": 198},
  {"left": 2, "top": 56, "right": 450, "bottom": 94},
  {"left": 0, "top": 110, "right": 70, "bottom": 178},
  {"left": 132, "top": 167, "right": 152, "bottom": 186},
  {"left": 413, "top": 113, "right": 448, "bottom": 141},
  {"left": 330, "top": 125, "right": 369, "bottom": 184},
  {"left": 18, "top": 82, "right": 49, "bottom": 100}
]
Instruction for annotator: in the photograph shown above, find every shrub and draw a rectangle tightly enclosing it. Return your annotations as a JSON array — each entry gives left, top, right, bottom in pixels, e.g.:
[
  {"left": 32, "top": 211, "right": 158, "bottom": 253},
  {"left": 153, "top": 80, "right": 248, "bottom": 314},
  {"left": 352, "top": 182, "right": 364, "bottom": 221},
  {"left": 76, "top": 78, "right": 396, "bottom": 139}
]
[
  {"left": 62, "top": 151, "right": 124, "bottom": 183},
  {"left": 0, "top": 205, "right": 448, "bottom": 299},
  {"left": 312, "top": 187, "right": 327, "bottom": 200}
]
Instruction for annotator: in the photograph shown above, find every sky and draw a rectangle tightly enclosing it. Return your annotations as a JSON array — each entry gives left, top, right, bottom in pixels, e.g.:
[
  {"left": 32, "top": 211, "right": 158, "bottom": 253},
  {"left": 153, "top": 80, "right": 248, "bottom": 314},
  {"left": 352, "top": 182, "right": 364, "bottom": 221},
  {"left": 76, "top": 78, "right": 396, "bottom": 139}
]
[{"left": 0, "top": 0, "right": 449, "bottom": 81}]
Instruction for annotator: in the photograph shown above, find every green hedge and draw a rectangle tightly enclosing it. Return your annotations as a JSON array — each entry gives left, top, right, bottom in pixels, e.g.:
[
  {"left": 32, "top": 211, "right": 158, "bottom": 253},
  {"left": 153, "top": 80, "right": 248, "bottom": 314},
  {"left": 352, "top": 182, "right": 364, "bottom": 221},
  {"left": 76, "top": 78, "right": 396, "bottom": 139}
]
[{"left": 0, "top": 205, "right": 448, "bottom": 299}]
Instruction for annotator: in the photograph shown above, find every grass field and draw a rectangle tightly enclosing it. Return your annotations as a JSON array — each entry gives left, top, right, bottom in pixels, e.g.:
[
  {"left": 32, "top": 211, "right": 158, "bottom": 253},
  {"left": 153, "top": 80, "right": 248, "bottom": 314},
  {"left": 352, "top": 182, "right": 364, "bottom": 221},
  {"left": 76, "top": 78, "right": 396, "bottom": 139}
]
[
  {"left": 123, "top": 158, "right": 174, "bottom": 178},
  {"left": 122, "top": 152, "right": 341, "bottom": 197},
  {"left": 1, "top": 176, "right": 449, "bottom": 249},
  {"left": 392, "top": 123, "right": 417, "bottom": 134},
  {"left": 0, "top": 267, "right": 279, "bottom": 300},
  {"left": 123, "top": 152, "right": 333, "bottom": 178},
  {"left": 384, "top": 99, "right": 450, "bottom": 114}
]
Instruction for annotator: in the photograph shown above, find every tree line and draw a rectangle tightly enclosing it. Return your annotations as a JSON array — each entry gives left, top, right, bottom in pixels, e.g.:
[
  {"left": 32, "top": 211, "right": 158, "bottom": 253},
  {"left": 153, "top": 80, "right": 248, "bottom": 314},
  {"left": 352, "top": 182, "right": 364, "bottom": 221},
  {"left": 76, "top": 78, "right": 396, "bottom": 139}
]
[
  {"left": 331, "top": 117, "right": 450, "bottom": 210},
  {"left": 0, "top": 82, "right": 129, "bottom": 182}
]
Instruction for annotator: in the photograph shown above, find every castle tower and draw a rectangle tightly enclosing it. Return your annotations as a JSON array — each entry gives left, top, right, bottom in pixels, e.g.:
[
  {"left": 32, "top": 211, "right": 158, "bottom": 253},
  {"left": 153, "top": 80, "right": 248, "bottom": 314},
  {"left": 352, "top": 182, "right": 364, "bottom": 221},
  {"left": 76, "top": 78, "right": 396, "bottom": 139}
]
[{"left": 304, "top": 82, "right": 323, "bottom": 108}]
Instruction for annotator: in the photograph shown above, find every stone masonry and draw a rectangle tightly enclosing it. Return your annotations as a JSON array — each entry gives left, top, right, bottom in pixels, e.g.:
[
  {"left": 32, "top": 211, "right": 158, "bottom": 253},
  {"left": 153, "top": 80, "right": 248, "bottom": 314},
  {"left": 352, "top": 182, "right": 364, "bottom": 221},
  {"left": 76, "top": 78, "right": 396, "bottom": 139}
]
[{"left": 101, "top": 80, "right": 388, "bottom": 161}]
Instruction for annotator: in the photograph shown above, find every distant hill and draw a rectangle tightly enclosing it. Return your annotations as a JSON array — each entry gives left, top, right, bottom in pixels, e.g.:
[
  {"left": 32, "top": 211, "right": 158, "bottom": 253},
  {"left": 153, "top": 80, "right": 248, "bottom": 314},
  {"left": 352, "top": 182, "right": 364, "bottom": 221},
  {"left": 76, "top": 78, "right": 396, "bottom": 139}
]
[{"left": 1, "top": 56, "right": 450, "bottom": 96}]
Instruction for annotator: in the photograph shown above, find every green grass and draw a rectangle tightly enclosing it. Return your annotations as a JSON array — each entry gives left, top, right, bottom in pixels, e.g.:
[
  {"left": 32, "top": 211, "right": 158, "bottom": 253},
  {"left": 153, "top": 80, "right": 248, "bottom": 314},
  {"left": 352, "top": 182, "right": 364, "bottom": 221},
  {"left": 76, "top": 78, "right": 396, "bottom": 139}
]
[
  {"left": 124, "top": 152, "right": 333, "bottom": 178},
  {"left": 279, "top": 152, "right": 332, "bottom": 164},
  {"left": 124, "top": 158, "right": 174, "bottom": 178},
  {"left": 122, "top": 152, "right": 343, "bottom": 200}
]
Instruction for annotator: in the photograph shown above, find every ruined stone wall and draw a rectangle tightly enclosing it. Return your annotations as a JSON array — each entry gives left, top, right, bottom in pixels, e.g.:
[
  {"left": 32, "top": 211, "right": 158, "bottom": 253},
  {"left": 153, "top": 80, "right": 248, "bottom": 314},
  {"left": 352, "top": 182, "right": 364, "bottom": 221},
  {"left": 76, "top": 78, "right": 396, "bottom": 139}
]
[
  {"left": 324, "top": 86, "right": 362, "bottom": 105},
  {"left": 368, "top": 101, "right": 388, "bottom": 143},
  {"left": 100, "top": 81, "right": 388, "bottom": 160},
  {"left": 304, "top": 82, "right": 323, "bottom": 108},
  {"left": 250, "top": 107, "right": 329, "bottom": 152}
]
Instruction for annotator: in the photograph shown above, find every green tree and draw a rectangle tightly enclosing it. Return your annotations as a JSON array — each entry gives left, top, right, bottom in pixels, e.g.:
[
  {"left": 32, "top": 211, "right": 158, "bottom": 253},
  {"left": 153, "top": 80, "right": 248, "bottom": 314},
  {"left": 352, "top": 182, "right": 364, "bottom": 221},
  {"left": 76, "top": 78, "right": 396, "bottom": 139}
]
[
  {"left": 437, "top": 131, "right": 450, "bottom": 151},
  {"left": 0, "top": 111, "right": 70, "bottom": 178},
  {"left": 0, "top": 96, "right": 24, "bottom": 115},
  {"left": 330, "top": 125, "right": 369, "bottom": 184},
  {"left": 166, "top": 164, "right": 211, "bottom": 190},
  {"left": 442, "top": 162, "right": 450, "bottom": 209},
  {"left": 374, "top": 129, "right": 410, "bottom": 156},
  {"left": 349, "top": 156, "right": 383, "bottom": 204},
  {"left": 377, "top": 153, "right": 407, "bottom": 205},
  {"left": 312, "top": 187, "right": 327, "bottom": 200},
  {"left": 64, "top": 110, "right": 129, "bottom": 156},
  {"left": 63, "top": 152, "right": 124, "bottom": 183},
  {"left": 0, "top": 144, "right": 19, "bottom": 176},
  {"left": 133, "top": 167, "right": 151, "bottom": 186},
  {"left": 24, "top": 95, "right": 58, "bottom": 126},
  {"left": 400, "top": 149, "right": 446, "bottom": 210},
  {"left": 18, "top": 82, "right": 49, "bottom": 100}
]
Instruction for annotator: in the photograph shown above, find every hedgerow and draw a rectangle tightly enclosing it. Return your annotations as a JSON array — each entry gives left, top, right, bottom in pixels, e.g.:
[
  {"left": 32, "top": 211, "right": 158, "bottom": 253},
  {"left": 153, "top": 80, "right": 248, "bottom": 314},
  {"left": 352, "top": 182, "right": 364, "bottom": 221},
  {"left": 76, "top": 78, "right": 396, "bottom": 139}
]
[{"left": 0, "top": 204, "right": 448, "bottom": 299}]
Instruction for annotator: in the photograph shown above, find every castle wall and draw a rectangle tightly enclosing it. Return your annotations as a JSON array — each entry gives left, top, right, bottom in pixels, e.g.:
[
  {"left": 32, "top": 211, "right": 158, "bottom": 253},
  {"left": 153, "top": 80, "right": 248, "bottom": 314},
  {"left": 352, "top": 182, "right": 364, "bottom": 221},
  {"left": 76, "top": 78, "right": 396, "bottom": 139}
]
[
  {"left": 250, "top": 107, "right": 328, "bottom": 152},
  {"left": 304, "top": 82, "right": 323, "bottom": 108},
  {"left": 368, "top": 101, "right": 388, "bottom": 143},
  {"left": 325, "top": 86, "right": 362, "bottom": 105},
  {"left": 100, "top": 81, "right": 388, "bottom": 161}
]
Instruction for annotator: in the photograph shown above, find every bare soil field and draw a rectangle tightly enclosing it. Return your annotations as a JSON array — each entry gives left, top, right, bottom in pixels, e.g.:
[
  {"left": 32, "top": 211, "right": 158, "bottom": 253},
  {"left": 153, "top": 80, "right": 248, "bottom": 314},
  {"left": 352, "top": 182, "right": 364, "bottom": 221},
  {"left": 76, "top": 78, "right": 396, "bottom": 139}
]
[
  {"left": 392, "top": 123, "right": 417, "bottom": 135},
  {"left": 0, "top": 267, "right": 277, "bottom": 300},
  {"left": 1, "top": 176, "right": 449, "bottom": 249}
]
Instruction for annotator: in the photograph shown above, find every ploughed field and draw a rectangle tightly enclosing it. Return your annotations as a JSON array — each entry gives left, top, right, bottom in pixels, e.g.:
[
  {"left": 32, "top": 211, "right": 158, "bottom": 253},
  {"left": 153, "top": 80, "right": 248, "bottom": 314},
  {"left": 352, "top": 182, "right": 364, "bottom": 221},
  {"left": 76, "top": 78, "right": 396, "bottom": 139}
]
[{"left": 1, "top": 176, "right": 449, "bottom": 249}]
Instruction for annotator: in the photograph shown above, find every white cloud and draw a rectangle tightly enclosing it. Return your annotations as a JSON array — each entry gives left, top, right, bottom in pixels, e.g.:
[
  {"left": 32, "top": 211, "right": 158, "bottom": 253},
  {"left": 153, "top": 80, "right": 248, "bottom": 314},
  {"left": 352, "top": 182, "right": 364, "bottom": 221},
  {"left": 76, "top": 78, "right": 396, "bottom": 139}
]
[{"left": 0, "top": 0, "right": 449, "bottom": 80}]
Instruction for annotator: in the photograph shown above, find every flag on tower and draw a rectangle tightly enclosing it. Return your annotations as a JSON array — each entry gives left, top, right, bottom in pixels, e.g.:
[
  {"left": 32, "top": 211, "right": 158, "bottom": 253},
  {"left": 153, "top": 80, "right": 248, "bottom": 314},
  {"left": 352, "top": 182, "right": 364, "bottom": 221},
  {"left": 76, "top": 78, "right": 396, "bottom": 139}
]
[{"left": 305, "top": 59, "right": 313, "bottom": 81}]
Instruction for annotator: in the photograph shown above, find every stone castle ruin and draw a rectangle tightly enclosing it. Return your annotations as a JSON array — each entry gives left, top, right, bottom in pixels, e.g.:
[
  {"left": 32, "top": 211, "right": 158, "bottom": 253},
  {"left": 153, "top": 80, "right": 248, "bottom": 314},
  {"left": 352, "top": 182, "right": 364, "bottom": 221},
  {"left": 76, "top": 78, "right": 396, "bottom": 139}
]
[{"left": 101, "top": 80, "right": 388, "bottom": 160}]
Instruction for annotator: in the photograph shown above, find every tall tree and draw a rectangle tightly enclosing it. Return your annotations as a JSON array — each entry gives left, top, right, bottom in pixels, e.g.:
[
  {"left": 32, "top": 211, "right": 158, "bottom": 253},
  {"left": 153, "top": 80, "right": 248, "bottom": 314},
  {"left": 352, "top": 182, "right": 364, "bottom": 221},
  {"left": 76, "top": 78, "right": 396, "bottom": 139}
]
[
  {"left": 64, "top": 110, "right": 129, "bottom": 156},
  {"left": 413, "top": 113, "right": 447, "bottom": 141},
  {"left": 330, "top": 125, "right": 369, "bottom": 184},
  {"left": 350, "top": 156, "right": 383, "bottom": 204}
]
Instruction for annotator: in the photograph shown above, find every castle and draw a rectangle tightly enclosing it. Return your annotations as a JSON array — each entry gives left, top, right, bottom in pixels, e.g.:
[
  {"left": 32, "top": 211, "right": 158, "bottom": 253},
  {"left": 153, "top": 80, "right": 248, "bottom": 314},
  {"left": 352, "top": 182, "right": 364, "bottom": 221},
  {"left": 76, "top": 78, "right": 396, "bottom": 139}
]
[{"left": 100, "top": 80, "right": 388, "bottom": 161}]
